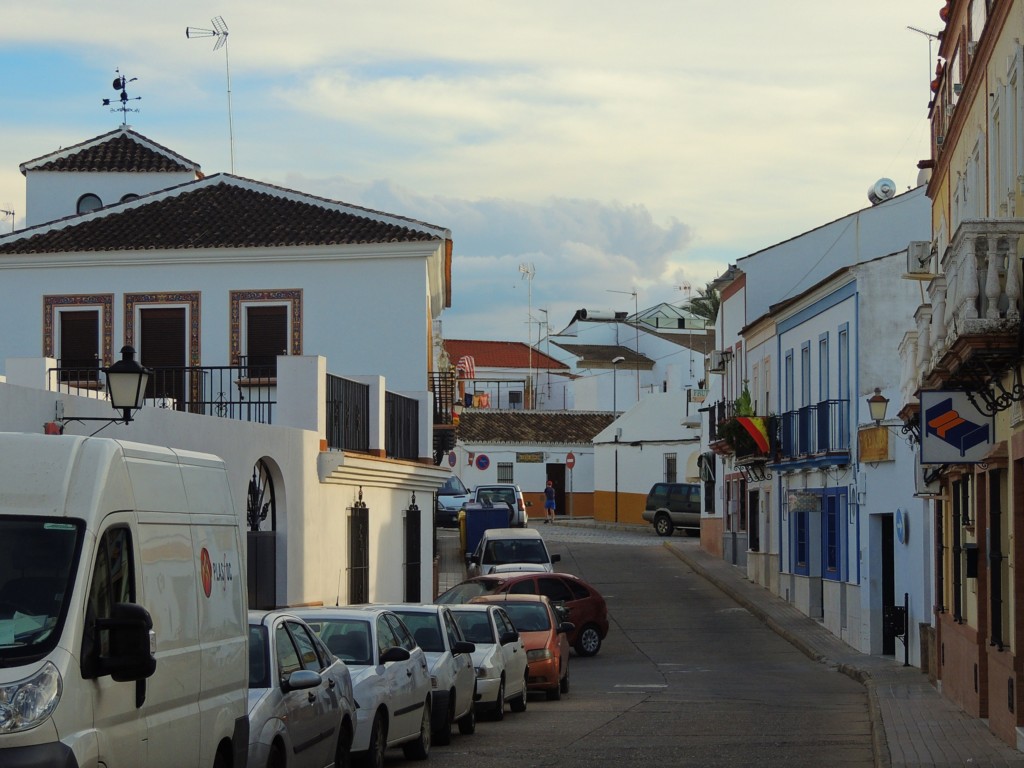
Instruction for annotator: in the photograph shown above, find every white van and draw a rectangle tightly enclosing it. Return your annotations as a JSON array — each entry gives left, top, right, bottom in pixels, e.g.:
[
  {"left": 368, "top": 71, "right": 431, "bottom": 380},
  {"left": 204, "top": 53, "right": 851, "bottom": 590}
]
[
  {"left": 0, "top": 433, "right": 249, "bottom": 768},
  {"left": 467, "top": 528, "right": 560, "bottom": 576}
]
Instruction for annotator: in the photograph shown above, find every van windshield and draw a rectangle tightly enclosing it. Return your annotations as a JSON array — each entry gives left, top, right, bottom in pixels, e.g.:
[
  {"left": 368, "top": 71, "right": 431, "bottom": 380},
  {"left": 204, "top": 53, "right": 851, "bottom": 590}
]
[
  {"left": 484, "top": 539, "right": 548, "bottom": 565},
  {"left": 0, "top": 516, "right": 83, "bottom": 663}
]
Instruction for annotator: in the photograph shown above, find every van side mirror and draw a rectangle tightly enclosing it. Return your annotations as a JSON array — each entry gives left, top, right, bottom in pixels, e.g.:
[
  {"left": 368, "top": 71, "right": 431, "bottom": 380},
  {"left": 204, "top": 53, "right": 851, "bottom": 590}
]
[{"left": 83, "top": 603, "right": 157, "bottom": 682}]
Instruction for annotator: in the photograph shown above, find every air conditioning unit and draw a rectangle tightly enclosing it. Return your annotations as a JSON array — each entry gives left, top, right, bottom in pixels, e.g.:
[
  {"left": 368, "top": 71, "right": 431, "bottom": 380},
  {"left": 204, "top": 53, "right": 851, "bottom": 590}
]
[
  {"left": 905, "top": 241, "right": 936, "bottom": 279},
  {"left": 708, "top": 350, "right": 726, "bottom": 373}
]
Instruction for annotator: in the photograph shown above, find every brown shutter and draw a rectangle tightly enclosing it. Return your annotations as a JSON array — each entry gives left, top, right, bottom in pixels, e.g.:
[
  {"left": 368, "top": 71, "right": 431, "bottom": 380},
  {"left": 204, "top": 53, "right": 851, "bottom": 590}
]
[{"left": 246, "top": 305, "right": 288, "bottom": 375}]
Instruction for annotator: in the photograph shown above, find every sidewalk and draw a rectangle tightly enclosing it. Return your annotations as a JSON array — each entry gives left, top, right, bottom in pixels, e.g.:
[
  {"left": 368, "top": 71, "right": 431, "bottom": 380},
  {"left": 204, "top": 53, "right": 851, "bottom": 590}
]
[{"left": 435, "top": 520, "right": 1024, "bottom": 766}]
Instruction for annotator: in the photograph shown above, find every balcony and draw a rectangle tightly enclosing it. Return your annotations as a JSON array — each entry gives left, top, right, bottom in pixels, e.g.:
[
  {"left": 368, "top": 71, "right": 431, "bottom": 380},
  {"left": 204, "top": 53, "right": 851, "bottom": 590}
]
[
  {"left": 49, "top": 359, "right": 423, "bottom": 462},
  {"left": 916, "top": 221, "right": 1024, "bottom": 396},
  {"left": 776, "top": 399, "right": 850, "bottom": 467}
]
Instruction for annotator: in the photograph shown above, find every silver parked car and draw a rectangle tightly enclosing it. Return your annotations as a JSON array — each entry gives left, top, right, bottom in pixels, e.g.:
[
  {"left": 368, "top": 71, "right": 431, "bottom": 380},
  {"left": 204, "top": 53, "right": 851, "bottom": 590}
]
[
  {"left": 449, "top": 603, "right": 529, "bottom": 721},
  {"left": 247, "top": 610, "right": 356, "bottom": 768},
  {"left": 377, "top": 604, "right": 477, "bottom": 744},
  {"left": 292, "top": 607, "right": 432, "bottom": 768}
]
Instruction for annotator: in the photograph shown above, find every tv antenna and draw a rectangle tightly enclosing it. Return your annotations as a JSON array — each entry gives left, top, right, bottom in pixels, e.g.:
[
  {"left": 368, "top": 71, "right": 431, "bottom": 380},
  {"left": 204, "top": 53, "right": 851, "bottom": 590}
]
[
  {"left": 519, "top": 263, "right": 536, "bottom": 405},
  {"left": 0, "top": 208, "right": 14, "bottom": 233},
  {"left": 187, "top": 16, "right": 235, "bottom": 173},
  {"left": 907, "top": 25, "right": 940, "bottom": 93},
  {"left": 103, "top": 69, "right": 141, "bottom": 126}
]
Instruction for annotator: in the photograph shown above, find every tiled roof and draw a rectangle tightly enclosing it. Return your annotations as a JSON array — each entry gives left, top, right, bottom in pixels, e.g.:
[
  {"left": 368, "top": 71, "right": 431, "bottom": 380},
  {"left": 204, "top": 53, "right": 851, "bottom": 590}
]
[
  {"left": 21, "top": 128, "right": 200, "bottom": 174},
  {"left": 457, "top": 410, "right": 614, "bottom": 444},
  {"left": 444, "top": 340, "right": 569, "bottom": 371},
  {"left": 0, "top": 177, "right": 444, "bottom": 254},
  {"left": 552, "top": 343, "right": 654, "bottom": 368}
]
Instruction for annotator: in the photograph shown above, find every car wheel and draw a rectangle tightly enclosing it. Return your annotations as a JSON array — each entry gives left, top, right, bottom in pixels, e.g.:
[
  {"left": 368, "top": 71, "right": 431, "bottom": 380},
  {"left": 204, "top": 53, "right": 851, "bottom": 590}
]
[
  {"left": 402, "top": 698, "right": 432, "bottom": 760},
  {"left": 334, "top": 720, "right": 353, "bottom": 768},
  {"left": 358, "top": 711, "right": 386, "bottom": 768},
  {"left": 267, "top": 741, "right": 286, "bottom": 768},
  {"left": 492, "top": 678, "right": 505, "bottom": 721},
  {"left": 654, "top": 514, "right": 674, "bottom": 537},
  {"left": 457, "top": 698, "right": 476, "bottom": 735},
  {"left": 560, "top": 663, "right": 570, "bottom": 694},
  {"left": 433, "top": 694, "right": 454, "bottom": 746},
  {"left": 574, "top": 624, "right": 603, "bottom": 657},
  {"left": 510, "top": 673, "right": 528, "bottom": 712}
]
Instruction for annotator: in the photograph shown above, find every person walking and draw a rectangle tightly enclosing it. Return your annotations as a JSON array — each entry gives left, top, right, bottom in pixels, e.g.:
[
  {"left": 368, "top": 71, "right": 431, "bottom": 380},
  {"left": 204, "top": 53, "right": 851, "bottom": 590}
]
[{"left": 544, "top": 479, "right": 556, "bottom": 524}]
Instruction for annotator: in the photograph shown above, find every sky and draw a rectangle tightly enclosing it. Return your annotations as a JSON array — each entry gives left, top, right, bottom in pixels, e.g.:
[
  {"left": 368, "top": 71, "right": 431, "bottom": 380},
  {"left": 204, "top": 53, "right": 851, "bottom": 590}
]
[{"left": 0, "top": 1, "right": 943, "bottom": 343}]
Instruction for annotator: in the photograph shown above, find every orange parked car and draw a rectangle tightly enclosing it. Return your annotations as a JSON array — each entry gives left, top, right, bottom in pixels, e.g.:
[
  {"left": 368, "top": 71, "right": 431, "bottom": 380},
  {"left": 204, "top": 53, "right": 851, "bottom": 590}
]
[{"left": 470, "top": 594, "right": 572, "bottom": 700}]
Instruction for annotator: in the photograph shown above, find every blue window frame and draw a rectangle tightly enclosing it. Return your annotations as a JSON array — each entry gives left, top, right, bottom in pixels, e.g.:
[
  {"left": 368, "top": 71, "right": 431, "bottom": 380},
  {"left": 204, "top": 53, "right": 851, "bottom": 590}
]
[
  {"left": 801, "top": 342, "right": 811, "bottom": 407},
  {"left": 818, "top": 333, "right": 829, "bottom": 402},
  {"left": 794, "top": 510, "right": 809, "bottom": 576}
]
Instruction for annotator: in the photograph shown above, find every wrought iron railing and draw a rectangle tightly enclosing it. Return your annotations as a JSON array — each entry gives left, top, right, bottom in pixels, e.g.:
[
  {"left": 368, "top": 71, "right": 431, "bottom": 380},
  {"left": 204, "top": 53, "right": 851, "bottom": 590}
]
[
  {"left": 778, "top": 399, "right": 850, "bottom": 461},
  {"left": 386, "top": 391, "right": 419, "bottom": 460},
  {"left": 326, "top": 374, "right": 370, "bottom": 452}
]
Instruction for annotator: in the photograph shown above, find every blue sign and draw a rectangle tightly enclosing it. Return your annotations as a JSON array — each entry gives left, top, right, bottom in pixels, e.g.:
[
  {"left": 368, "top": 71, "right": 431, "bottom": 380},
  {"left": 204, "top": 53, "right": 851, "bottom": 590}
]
[
  {"left": 475, "top": 454, "right": 490, "bottom": 471},
  {"left": 920, "top": 391, "right": 995, "bottom": 465},
  {"left": 448, "top": 451, "right": 456, "bottom": 467},
  {"left": 895, "top": 508, "right": 908, "bottom": 545}
]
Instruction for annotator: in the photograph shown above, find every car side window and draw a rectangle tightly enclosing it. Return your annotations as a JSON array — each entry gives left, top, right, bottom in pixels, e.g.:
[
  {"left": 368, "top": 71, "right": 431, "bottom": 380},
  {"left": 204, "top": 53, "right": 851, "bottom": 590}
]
[
  {"left": 495, "top": 608, "right": 514, "bottom": 636},
  {"left": 442, "top": 610, "right": 463, "bottom": 647},
  {"left": 275, "top": 624, "right": 302, "bottom": 680},
  {"left": 567, "top": 581, "right": 590, "bottom": 600},
  {"left": 537, "top": 577, "right": 573, "bottom": 602},
  {"left": 386, "top": 613, "right": 416, "bottom": 651},
  {"left": 508, "top": 579, "right": 535, "bottom": 595},
  {"left": 287, "top": 621, "right": 323, "bottom": 672},
  {"left": 648, "top": 483, "right": 669, "bottom": 507},
  {"left": 377, "top": 614, "right": 398, "bottom": 655}
]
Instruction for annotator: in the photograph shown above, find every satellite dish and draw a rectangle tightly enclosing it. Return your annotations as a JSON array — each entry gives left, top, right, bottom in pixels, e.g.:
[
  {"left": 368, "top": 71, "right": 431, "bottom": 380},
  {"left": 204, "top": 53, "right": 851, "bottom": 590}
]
[{"left": 868, "top": 178, "right": 896, "bottom": 205}]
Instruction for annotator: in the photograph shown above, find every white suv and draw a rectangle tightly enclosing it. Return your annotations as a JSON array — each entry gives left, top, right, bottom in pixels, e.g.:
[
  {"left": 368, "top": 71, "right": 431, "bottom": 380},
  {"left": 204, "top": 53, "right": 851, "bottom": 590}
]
[
  {"left": 467, "top": 528, "right": 560, "bottom": 576},
  {"left": 472, "top": 484, "right": 528, "bottom": 527}
]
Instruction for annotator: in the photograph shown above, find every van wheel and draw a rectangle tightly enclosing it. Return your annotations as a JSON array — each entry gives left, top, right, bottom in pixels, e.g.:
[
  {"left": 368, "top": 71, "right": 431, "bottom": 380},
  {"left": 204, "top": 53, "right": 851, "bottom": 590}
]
[
  {"left": 402, "top": 698, "right": 431, "bottom": 760},
  {"left": 654, "top": 514, "right": 674, "bottom": 537},
  {"left": 574, "top": 624, "right": 602, "bottom": 657}
]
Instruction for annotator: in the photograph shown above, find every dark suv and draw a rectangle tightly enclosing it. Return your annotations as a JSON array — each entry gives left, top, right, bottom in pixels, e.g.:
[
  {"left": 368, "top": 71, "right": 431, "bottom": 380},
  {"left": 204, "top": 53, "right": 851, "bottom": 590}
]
[{"left": 641, "top": 482, "right": 700, "bottom": 536}]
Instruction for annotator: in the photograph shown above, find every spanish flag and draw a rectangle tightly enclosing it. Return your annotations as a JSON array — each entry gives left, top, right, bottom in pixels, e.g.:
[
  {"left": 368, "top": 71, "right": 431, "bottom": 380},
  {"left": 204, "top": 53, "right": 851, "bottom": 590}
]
[{"left": 736, "top": 416, "right": 770, "bottom": 454}]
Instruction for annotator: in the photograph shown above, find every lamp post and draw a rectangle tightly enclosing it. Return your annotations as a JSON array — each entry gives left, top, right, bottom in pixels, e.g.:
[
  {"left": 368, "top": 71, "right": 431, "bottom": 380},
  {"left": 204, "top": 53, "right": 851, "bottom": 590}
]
[{"left": 612, "top": 356, "right": 625, "bottom": 416}]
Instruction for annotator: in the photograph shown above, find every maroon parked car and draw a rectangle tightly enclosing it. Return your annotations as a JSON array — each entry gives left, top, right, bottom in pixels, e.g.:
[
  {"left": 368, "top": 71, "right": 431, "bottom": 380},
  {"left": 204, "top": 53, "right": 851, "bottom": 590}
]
[{"left": 437, "top": 571, "right": 608, "bottom": 657}]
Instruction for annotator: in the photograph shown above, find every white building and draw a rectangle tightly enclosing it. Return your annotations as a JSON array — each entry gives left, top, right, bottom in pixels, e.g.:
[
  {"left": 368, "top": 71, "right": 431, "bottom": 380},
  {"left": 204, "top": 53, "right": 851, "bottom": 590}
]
[{"left": 0, "top": 126, "right": 455, "bottom": 607}]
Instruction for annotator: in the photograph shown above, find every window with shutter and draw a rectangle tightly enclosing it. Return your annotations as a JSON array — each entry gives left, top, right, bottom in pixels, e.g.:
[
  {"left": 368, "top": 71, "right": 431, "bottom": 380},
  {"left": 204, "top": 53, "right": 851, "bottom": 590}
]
[
  {"left": 58, "top": 310, "right": 100, "bottom": 382},
  {"left": 245, "top": 305, "right": 288, "bottom": 377},
  {"left": 139, "top": 308, "right": 186, "bottom": 402}
]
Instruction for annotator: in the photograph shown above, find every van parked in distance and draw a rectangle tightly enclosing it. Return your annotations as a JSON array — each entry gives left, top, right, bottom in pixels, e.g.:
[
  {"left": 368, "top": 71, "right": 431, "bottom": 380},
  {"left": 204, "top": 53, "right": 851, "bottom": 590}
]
[
  {"left": 0, "top": 433, "right": 248, "bottom": 768},
  {"left": 642, "top": 482, "right": 701, "bottom": 537},
  {"left": 467, "top": 528, "right": 560, "bottom": 576}
]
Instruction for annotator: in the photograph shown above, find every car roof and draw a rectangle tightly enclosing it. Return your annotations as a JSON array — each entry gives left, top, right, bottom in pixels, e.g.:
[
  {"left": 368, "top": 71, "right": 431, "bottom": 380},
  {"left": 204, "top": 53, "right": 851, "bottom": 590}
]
[
  {"left": 470, "top": 593, "right": 550, "bottom": 607},
  {"left": 248, "top": 609, "right": 305, "bottom": 626},
  {"left": 290, "top": 606, "right": 390, "bottom": 619},
  {"left": 447, "top": 603, "right": 494, "bottom": 613},
  {"left": 375, "top": 603, "right": 444, "bottom": 614},
  {"left": 480, "top": 527, "right": 543, "bottom": 541}
]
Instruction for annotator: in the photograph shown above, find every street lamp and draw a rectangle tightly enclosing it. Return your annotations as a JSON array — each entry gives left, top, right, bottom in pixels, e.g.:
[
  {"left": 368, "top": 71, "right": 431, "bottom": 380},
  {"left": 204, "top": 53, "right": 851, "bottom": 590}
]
[
  {"left": 56, "top": 346, "right": 152, "bottom": 433},
  {"left": 612, "top": 356, "right": 625, "bottom": 416},
  {"left": 867, "top": 387, "right": 890, "bottom": 425}
]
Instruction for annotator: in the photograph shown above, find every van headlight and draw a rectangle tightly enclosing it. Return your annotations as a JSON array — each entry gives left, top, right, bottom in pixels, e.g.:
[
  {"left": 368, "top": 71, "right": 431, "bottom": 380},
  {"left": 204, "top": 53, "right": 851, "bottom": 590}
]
[{"left": 0, "top": 662, "right": 62, "bottom": 733}]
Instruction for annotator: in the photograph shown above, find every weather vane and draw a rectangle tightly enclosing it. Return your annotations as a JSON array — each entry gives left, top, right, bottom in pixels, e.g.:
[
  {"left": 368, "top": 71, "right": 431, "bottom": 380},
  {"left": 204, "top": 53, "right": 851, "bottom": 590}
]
[{"left": 103, "top": 68, "right": 141, "bottom": 125}]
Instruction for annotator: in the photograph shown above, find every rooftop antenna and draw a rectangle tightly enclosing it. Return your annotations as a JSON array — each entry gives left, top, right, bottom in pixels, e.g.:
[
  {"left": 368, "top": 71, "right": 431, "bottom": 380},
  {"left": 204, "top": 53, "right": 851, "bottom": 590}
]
[
  {"left": 187, "top": 16, "right": 235, "bottom": 173},
  {"left": 102, "top": 69, "right": 140, "bottom": 126},
  {"left": 519, "top": 263, "right": 535, "bottom": 406},
  {"left": 907, "top": 25, "right": 940, "bottom": 98},
  {"left": 0, "top": 208, "right": 13, "bottom": 233}
]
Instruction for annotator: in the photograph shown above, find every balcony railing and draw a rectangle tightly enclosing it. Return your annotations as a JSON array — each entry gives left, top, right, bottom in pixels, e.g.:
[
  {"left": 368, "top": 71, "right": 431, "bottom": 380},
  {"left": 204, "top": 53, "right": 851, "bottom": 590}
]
[
  {"left": 778, "top": 399, "right": 850, "bottom": 463},
  {"left": 326, "top": 374, "right": 370, "bottom": 452},
  {"left": 385, "top": 392, "right": 419, "bottom": 460},
  {"left": 918, "top": 220, "right": 1024, "bottom": 390}
]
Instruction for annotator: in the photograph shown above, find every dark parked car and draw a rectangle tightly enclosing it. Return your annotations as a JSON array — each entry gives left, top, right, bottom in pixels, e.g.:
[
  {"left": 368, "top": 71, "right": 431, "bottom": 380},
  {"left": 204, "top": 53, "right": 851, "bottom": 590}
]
[
  {"left": 437, "top": 571, "right": 609, "bottom": 657},
  {"left": 641, "top": 482, "right": 701, "bottom": 537}
]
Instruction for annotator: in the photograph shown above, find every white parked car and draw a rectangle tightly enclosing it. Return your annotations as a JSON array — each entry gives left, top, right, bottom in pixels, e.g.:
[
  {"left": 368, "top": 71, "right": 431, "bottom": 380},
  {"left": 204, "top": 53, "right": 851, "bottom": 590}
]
[
  {"left": 467, "top": 527, "right": 561, "bottom": 577},
  {"left": 449, "top": 603, "right": 529, "bottom": 721},
  {"left": 247, "top": 610, "right": 356, "bottom": 768},
  {"left": 293, "top": 607, "right": 432, "bottom": 768},
  {"left": 377, "top": 604, "right": 477, "bottom": 744}
]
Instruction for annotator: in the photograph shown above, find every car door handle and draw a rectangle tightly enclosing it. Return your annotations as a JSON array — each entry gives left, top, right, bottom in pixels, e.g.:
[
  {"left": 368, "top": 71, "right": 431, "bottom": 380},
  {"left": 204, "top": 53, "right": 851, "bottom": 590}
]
[
  {"left": 327, "top": 678, "right": 336, "bottom": 689},
  {"left": 407, "top": 669, "right": 413, "bottom": 677},
  {"left": 307, "top": 691, "right": 316, "bottom": 703}
]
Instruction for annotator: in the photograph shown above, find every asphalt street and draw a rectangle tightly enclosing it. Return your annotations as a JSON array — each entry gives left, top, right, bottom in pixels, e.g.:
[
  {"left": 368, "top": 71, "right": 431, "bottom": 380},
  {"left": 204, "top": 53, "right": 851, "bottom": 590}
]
[{"left": 425, "top": 524, "right": 873, "bottom": 768}]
